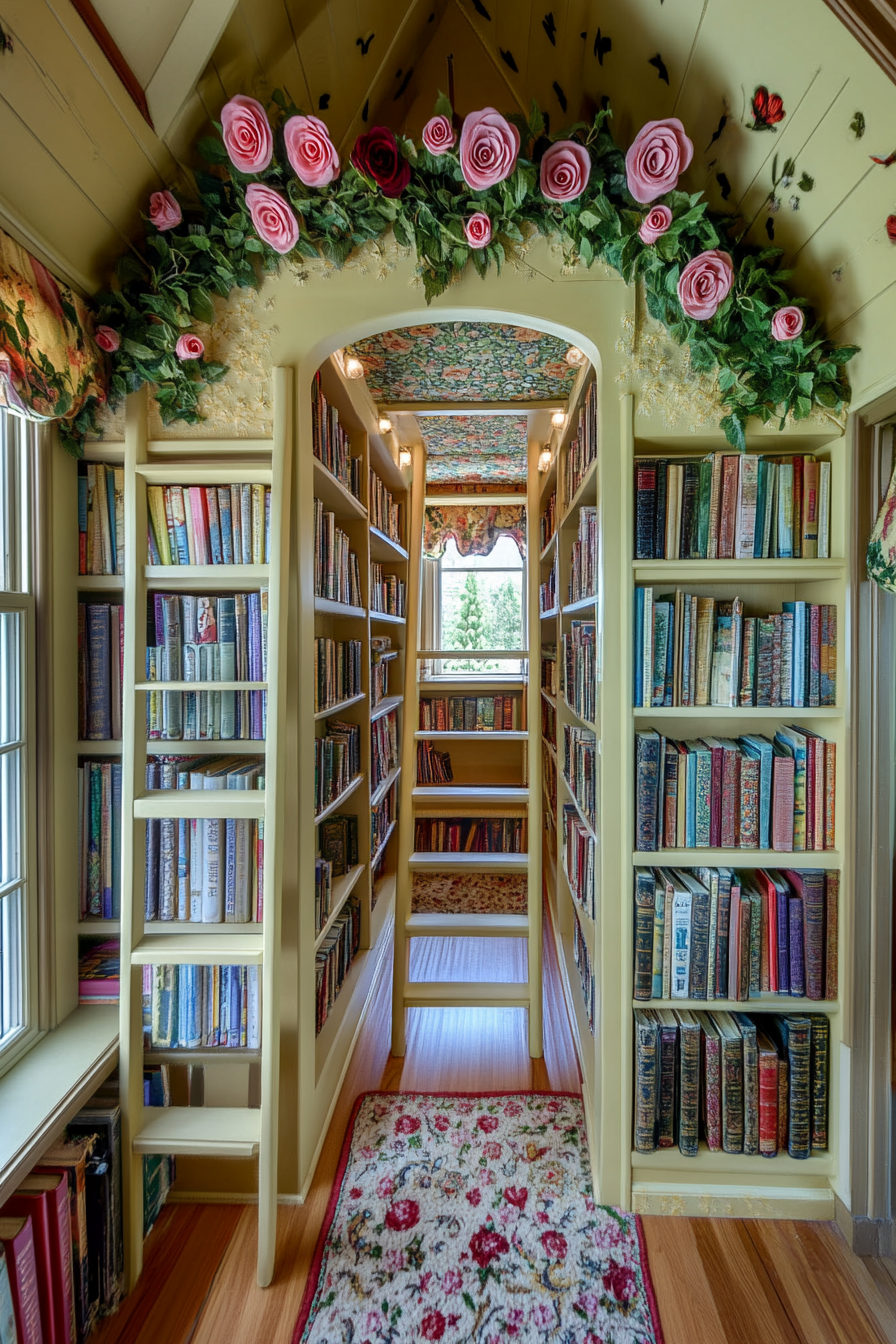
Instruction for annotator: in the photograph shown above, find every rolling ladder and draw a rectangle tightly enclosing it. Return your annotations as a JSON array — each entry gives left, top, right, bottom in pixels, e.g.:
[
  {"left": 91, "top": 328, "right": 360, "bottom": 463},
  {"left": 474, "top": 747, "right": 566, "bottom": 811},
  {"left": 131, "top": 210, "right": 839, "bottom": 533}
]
[{"left": 391, "top": 441, "right": 543, "bottom": 1058}]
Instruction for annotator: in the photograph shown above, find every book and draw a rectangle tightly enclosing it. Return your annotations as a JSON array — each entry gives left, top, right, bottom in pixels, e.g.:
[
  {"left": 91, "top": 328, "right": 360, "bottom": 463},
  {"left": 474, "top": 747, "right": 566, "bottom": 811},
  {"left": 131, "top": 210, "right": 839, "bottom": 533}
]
[
  {"left": 633, "top": 1010, "right": 660, "bottom": 1153},
  {"left": 0, "top": 1217, "right": 42, "bottom": 1344},
  {"left": 675, "top": 1010, "right": 702, "bottom": 1156},
  {"left": 35, "top": 1137, "right": 95, "bottom": 1341},
  {"left": 0, "top": 1244, "right": 17, "bottom": 1344},
  {"left": 6, "top": 1177, "right": 75, "bottom": 1344}
]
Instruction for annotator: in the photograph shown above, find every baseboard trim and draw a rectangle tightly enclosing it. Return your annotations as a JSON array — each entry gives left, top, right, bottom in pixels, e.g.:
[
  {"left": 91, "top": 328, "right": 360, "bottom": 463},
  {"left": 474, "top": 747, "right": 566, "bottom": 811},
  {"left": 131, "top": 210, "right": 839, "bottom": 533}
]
[
  {"left": 632, "top": 1182, "right": 835, "bottom": 1221},
  {"left": 835, "top": 1196, "right": 894, "bottom": 1256},
  {"left": 167, "top": 1191, "right": 305, "bottom": 1206}
]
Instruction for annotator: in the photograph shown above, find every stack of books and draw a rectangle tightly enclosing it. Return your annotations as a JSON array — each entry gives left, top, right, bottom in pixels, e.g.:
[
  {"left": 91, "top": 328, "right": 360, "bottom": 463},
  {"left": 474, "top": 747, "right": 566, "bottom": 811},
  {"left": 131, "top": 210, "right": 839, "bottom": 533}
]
[
  {"left": 540, "top": 492, "right": 556, "bottom": 552},
  {"left": 78, "top": 601, "right": 123, "bottom": 739},
  {"left": 78, "top": 758, "right": 122, "bottom": 918},
  {"left": 316, "top": 897, "right": 361, "bottom": 1033},
  {"left": 369, "top": 470, "right": 403, "bottom": 543},
  {"left": 416, "top": 740, "right": 453, "bottom": 783},
  {"left": 370, "top": 565, "right": 406, "bottom": 616},
  {"left": 143, "top": 963, "right": 261, "bottom": 1048},
  {"left": 633, "top": 867, "right": 839, "bottom": 1002},
  {"left": 418, "top": 695, "right": 519, "bottom": 731},
  {"left": 634, "top": 589, "right": 837, "bottom": 708},
  {"left": 312, "top": 370, "right": 362, "bottom": 499},
  {"left": 371, "top": 778, "right": 398, "bottom": 866},
  {"left": 319, "top": 813, "right": 359, "bottom": 878},
  {"left": 541, "top": 645, "right": 557, "bottom": 698},
  {"left": 635, "top": 727, "right": 836, "bottom": 852},
  {"left": 315, "top": 720, "right": 361, "bottom": 815},
  {"left": 371, "top": 636, "right": 396, "bottom": 707},
  {"left": 78, "top": 461, "right": 124, "bottom": 574},
  {"left": 78, "top": 938, "right": 120, "bottom": 1004},
  {"left": 563, "top": 803, "right": 595, "bottom": 920},
  {"left": 633, "top": 452, "right": 832, "bottom": 561},
  {"left": 568, "top": 505, "right": 598, "bottom": 604},
  {"left": 574, "top": 910, "right": 595, "bottom": 1034},
  {"left": 371, "top": 707, "right": 399, "bottom": 792},
  {"left": 313, "top": 499, "right": 362, "bottom": 607},
  {"left": 143, "top": 755, "right": 265, "bottom": 923},
  {"left": 633, "top": 1008, "right": 830, "bottom": 1158},
  {"left": 539, "top": 558, "right": 558, "bottom": 614},
  {"left": 563, "top": 380, "right": 598, "bottom": 510},
  {"left": 147, "top": 482, "right": 270, "bottom": 565},
  {"left": 414, "top": 816, "right": 527, "bottom": 853},
  {"left": 563, "top": 723, "right": 596, "bottom": 829},
  {"left": 314, "top": 637, "right": 362, "bottom": 713},
  {"left": 562, "top": 621, "right": 595, "bottom": 724}
]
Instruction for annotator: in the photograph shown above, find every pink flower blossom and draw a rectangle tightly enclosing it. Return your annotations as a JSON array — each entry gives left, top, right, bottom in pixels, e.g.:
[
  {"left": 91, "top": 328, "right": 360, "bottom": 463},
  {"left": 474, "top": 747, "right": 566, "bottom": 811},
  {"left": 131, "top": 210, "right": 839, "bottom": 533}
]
[
  {"left": 175, "top": 334, "right": 204, "bottom": 360},
  {"left": 376, "top": 1175, "right": 396, "bottom": 1199},
  {"left": 434, "top": 1115, "right": 450, "bottom": 1132},
  {"left": 245, "top": 184, "right": 299, "bottom": 254},
  {"left": 283, "top": 114, "right": 340, "bottom": 187},
  {"left": 530, "top": 1304, "right": 553, "bottom": 1328},
  {"left": 771, "top": 305, "right": 805, "bottom": 341},
  {"left": 540, "top": 140, "right": 591, "bottom": 203},
  {"left": 464, "top": 212, "right": 492, "bottom": 248},
  {"left": 625, "top": 117, "right": 694, "bottom": 204},
  {"left": 477, "top": 1115, "right": 499, "bottom": 1133},
  {"left": 503, "top": 1100, "right": 522, "bottom": 1117},
  {"left": 459, "top": 108, "right": 520, "bottom": 190},
  {"left": 639, "top": 205, "right": 673, "bottom": 245},
  {"left": 95, "top": 326, "right": 120, "bottom": 353},
  {"left": 540, "top": 1230, "right": 568, "bottom": 1261},
  {"left": 385, "top": 1249, "right": 405, "bottom": 1272},
  {"left": 677, "top": 248, "right": 734, "bottom": 320},
  {"left": 505, "top": 1310, "right": 524, "bottom": 1328},
  {"left": 482, "top": 1141, "right": 502, "bottom": 1159},
  {"left": 220, "top": 94, "right": 273, "bottom": 173},
  {"left": 575, "top": 1292, "right": 601, "bottom": 1319},
  {"left": 441, "top": 1269, "right": 463, "bottom": 1294},
  {"left": 395, "top": 1114, "right": 421, "bottom": 1135},
  {"left": 149, "top": 190, "right": 181, "bottom": 230},
  {"left": 349, "top": 1186, "right": 362, "bottom": 1200},
  {"left": 423, "top": 115, "right": 456, "bottom": 155}
]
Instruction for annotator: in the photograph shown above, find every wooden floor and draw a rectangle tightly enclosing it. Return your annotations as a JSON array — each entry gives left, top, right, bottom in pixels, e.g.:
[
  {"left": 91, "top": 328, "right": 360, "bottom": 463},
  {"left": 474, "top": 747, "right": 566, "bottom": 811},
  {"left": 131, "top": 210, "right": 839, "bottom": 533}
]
[{"left": 94, "top": 916, "right": 896, "bottom": 1344}]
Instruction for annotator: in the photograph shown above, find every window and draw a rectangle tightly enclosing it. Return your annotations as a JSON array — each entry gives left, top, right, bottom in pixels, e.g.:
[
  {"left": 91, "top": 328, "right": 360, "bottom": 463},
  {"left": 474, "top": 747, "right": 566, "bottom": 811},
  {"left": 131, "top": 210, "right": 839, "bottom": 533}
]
[
  {"left": 0, "top": 410, "right": 38, "bottom": 1071},
  {"left": 438, "top": 535, "right": 526, "bottom": 674}
]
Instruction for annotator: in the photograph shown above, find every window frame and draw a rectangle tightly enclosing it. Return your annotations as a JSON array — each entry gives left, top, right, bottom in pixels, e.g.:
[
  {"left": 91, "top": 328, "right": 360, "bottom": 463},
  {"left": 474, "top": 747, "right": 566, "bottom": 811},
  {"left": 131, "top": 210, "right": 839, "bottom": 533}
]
[{"left": 435, "top": 537, "right": 528, "bottom": 675}]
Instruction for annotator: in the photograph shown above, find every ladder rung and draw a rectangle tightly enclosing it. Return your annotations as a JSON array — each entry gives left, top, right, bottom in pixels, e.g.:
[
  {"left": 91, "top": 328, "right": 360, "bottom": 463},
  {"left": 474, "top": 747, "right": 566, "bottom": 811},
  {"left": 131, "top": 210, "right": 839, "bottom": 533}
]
[
  {"left": 133, "top": 1106, "right": 260, "bottom": 1157},
  {"left": 412, "top": 786, "right": 529, "bottom": 803},
  {"left": 133, "top": 793, "right": 265, "bottom": 820},
  {"left": 403, "top": 981, "right": 531, "bottom": 1008},
  {"left": 131, "top": 933, "right": 264, "bottom": 964},
  {"left": 409, "top": 852, "right": 528, "bottom": 873},
  {"left": 405, "top": 913, "right": 529, "bottom": 937}
]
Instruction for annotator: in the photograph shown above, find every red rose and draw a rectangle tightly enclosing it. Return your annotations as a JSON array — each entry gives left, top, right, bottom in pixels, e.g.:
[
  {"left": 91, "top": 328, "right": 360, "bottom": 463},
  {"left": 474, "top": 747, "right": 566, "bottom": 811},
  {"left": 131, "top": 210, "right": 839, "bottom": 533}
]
[
  {"left": 477, "top": 1115, "right": 499, "bottom": 1133},
  {"left": 349, "top": 1186, "right": 362, "bottom": 1199},
  {"left": 466, "top": 1188, "right": 481, "bottom": 1206},
  {"left": 395, "top": 1114, "right": 421, "bottom": 1135},
  {"left": 434, "top": 1115, "right": 450, "bottom": 1131},
  {"left": 384, "top": 1198, "right": 419, "bottom": 1231},
  {"left": 504, "top": 1186, "right": 528, "bottom": 1210},
  {"left": 420, "top": 1311, "right": 446, "bottom": 1341},
  {"left": 469, "top": 1226, "right": 509, "bottom": 1268},
  {"left": 602, "top": 1259, "right": 637, "bottom": 1305},
  {"left": 351, "top": 127, "right": 411, "bottom": 198},
  {"left": 540, "top": 1230, "right": 568, "bottom": 1261}
]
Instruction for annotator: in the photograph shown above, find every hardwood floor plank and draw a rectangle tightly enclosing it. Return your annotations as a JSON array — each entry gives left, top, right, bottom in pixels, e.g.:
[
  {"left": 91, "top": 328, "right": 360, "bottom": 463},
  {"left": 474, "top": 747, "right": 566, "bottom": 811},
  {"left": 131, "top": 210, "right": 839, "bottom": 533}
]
[
  {"left": 639, "top": 1218, "right": 729, "bottom": 1344},
  {"left": 692, "top": 1218, "right": 802, "bottom": 1344}
]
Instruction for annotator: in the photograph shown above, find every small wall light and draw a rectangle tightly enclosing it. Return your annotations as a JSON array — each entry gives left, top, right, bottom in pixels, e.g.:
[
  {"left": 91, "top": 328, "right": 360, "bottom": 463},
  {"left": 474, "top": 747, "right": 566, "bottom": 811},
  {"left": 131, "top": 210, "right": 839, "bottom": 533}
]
[
  {"left": 538, "top": 446, "right": 552, "bottom": 472},
  {"left": 551, "top": 410, "right": 566, "bottom": 430},
  {"left": 399, "top": 447, "right": 412, "bottom": 469},
  {"left": 378, "top": 416, "right": 393, "bottom": 434},
  {"left": 345, "top": 356, "right": 364, "bottom": 379},
  {"left": 565, "top": 346, "right": 586, "bottom": 367}
]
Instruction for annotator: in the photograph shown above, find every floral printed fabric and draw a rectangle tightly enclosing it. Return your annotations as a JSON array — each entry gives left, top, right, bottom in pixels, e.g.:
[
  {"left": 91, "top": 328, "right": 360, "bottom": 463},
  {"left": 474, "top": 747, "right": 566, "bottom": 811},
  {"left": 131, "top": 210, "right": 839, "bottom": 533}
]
[
  {"left": 412, "top": 873, "right": 527, "bottom": 914},
  {"left": 424, "top": 505, "right": 526, "bottom": 560},
  {"left": 0, "top": 228, "right": 106, "bottom": 448},
  {"left": 423, "top": 414, "right": 528, "bottom": 484},
  {"left": 867, "top": 456, "right": 896, "bottom": 593},
  {"left": 295, "top": 1092, "right": 664, "bottom": 1344}
]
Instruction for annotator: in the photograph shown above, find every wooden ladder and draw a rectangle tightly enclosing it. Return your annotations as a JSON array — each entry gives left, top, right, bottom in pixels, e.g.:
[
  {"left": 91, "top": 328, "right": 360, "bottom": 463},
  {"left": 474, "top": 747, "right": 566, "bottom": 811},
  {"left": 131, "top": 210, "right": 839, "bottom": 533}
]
[{"left": 391, "top": 442, "right": 543, "bottom": 1058}]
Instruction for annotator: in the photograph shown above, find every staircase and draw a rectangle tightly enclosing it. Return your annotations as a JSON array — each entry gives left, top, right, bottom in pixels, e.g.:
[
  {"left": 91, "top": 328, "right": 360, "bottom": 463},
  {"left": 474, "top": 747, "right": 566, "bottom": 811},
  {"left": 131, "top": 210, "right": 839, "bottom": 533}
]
[{"left": 391, "top": 443, "right": 543, "bottom": 1058}]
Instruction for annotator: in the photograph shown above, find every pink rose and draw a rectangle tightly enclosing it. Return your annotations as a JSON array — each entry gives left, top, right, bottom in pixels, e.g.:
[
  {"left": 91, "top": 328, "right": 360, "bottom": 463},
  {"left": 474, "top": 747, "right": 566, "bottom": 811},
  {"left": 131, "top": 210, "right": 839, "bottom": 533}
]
[
  {"left": 95, "top": 326, "right": 120, "bottom": 353},
  {"left": 423, "top": 115, "right": 456, "bottom": 155},
  {"left": 540, "top": 140, "right": 591, "bottom": 203},
  {"left": 625, "top": 117, "right": 694, "bottom": 204},
  {"left": 459, "top": 108, "right": 520, "bottom": 190},
  {"left": 771, "top": 305, "right": 805, "bottom": 341},
  {"left": 639, "top": 204, "right": 673, "bottom": 245},
  {"left": 394, "top": 1114, "right": 420, "bottom": 1135},
  {"left": 541, "top": 1230, "right": 568, "bottom": 1261},
  {"left": 283, "top": 114, "right": 340, "bottom": 188},
  {"left": 465, "top": 212, "right": 492, "bottom": 248},
  {"left": 245, "top": 184, "right": 299, "bottom": 254},
  {"left": 677, "top": 249, "right": 734, "bottom": 321},
  {"left": 469, "top": 1226, "right": 509, "bottom": 1269},
  {"left": 175, "top": 334, "right": 204, "bottom": 360},
  {"left": 420, "top": 1311, "right": 446, "bottom": 1341},
  {"left": 477, "top": 1114, "right": 499, "bottom": 1133},
  {"left": 149, "top": 190, "right": 181, "bottom": 230},
  {"left": 220, "top": 94, "right": 273, "bottom": 173},
  {"left": 384, "top": 1198, "right": 419, "bottom": 1231},
  {"left": 434, "top": 1115, "right": 450, "bottom": 1131}
]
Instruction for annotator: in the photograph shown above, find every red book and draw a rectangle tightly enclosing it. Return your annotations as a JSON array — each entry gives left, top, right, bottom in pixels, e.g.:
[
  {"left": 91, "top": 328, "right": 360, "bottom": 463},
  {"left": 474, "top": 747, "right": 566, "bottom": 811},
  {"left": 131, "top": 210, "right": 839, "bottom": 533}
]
[
  {"left": 0, "top": 1216, "right": 44, "bottom": 1344},
  {"left": 15, "top": 1177, "right": 74, "bottom": 1344},
  {"left": 718, "top": 456, "right": 740, "bottom": 558},
  {"left": 35, "top": 1134, "right": 96, "bottom": 1344},
  {"left": 771, "top": 752, "right": 795, "bottom": 851},
  {"left": 824, "top": 870, "right": 839, "bottom": 1000},
  {"left": 804, "top": 735, "right": 816, "bottom": 851},
  {"left": 757, "top": 1032, "right": 779, "bottom": 1156},
  {"left": 702, "top": 1021, "right": 722, "bottom": 1151},
  {"left": 1, "top": 1182, "right": 72, "bottom": 1344},
  {"left": 719, "top": 744, "right": 740, "bottom": 849},
  {"left": 753, "top": 870, "right": 779, "bottom": 992},
  {"left": 792, "top": 455, "right": 804, "bottom": 559}
]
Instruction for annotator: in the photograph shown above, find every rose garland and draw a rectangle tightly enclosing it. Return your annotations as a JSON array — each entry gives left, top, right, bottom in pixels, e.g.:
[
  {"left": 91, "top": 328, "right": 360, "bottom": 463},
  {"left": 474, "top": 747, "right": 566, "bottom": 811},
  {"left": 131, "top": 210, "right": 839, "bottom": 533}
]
[{"left": 85, "top": 93, "right": 857, "bottom": 454}]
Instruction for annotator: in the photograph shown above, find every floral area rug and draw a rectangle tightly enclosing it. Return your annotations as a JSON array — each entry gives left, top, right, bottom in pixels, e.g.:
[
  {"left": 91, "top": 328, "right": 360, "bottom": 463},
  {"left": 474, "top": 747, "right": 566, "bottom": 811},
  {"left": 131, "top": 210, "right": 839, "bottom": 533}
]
[
  {"left": 294, "top": 1092, "right": 664, "bottom": 1344},
  {"left": 411, "top": 873, "right": 527, "bottom": 915}
]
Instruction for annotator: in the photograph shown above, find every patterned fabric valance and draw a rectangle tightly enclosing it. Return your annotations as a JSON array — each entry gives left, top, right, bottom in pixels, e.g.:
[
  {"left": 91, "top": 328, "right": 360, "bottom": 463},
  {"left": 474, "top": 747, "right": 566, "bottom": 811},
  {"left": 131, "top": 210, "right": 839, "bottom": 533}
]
[
  {"left": 867, "top": 450, "right": 896, "bottom": 592},
  {"left": 423, "top": 504, "right": 526, "bottom": 560},
  {"left": 0, "top": 228, "right": 106, "bottom": 452}
]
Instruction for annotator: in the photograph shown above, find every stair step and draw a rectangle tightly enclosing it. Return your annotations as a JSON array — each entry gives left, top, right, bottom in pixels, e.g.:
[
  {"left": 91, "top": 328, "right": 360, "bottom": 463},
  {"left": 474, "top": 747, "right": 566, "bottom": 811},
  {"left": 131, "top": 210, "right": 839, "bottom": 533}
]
[
  {"left": 409, "top": 852, "right": 528, "bottom": 873},
  {"left": 403, "top": 981, "right": 531, "bottom": 1008},
  {"left": 133, "top": 1106, "right": 260, "bottom": 1157},
  {"left": 405, "top": 913, "right": 529, "bottom": 938},
  {"left": 412, "top": 786, "right": 529, "bottom": 803}
]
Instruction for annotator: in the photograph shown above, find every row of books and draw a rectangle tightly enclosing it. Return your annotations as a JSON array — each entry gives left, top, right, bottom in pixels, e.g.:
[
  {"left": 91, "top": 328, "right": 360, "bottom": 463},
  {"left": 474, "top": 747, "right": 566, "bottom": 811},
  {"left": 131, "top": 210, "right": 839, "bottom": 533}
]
[
  {"left": 562, "top": 621, "right": 596, "bottom": 725},
  {"left": 369, "top": 470, "right": 403, "bottom": 545},
  {"left": 144, "top": 756, "right": 265, "bottom": 923},
  {"left": 147, "top": 590, "right": 267, "bottom": 676},
  {"left": 573, "top": 910, "right": 595, "bottom": 1035},
  {"left": 371, "top": 708, "right": 398, "bottom": 793},
  {"left": 316, "top": 897, "right": 361, "bottom": 1034},
  {"left": 634, "top": 590, "right": 837, "bottom": 709},
  {"left": 540, "top": 492, "right": 556, "bottom": 554},
  {"left": 146, "top": 483, "right": 270, "bottom": 567},
  {"left": 314, "top": 499, "right": 362, "bottom": 607},
  {"left": 541, "top": 645, "right": 557, "bottom": 697},
  {"left": 563, "top": 803, "right": 595, "bottom": 921},
  {"left": 541, "top": 694, "right": 556, "bottom": 749},
  {"left": 143, "top": 963, "right": 261, "bottom": 1048},
  {"left": 319, "top": 813, "right": 359, "bottom": 879},
  {"left": 78, "top": 938, "right": 119, "bottom": 1004},
  {"left": 371, "top": 637, "right": 396, "bottom": 707},
  {"left": 312, "top": 370, "right": 363, "bottom": 500},
  {"left": 418, "top": 694, "right": 520, "bottom": 732},
  {"left": 314, "top": 637, "right": 362, "bottom": 714},
  {"left": 633, "top": 867, "right": 839, "bottom": 1003},
  {"left": 563, "top": 378, "right": 598, "bottom": 509},
  {"left": 78, "top": 461, "right": 124, "bottom": 575},
  {"left": 633, "top": 452, "right": 832, "bottom": 561},
  {"left": 416, "top": 740, "right": 453, "bottom": 784},
  {"left": 563, "top": 724, "right": 596, "bottom": 830},
  {"left": 568, "top": 505, "right": 597, "bottom": 605},
  {"left": 371, "top": 779, "right": 397, "bottom": 866},
  {"left": 315, "top": 857, "right": 333, "bottom": 934},
  {"left": 370, "top": 566, "right": 406, "bottom": 616},
  {"left": 539, "top": 559, "right": 557, "bottom": 614},
  {"left": 633, "top": 1009, "right": 829, "bottom": 1158},
  {"left": 315, "top": 719, "right": 361, "bottom": 815},
  {"left": 147, "top": 686, "right": 266, "bottom": 742},
  {"left": 78, "top": 602, "right": 123, "bottom": 740},
  {"left": 413, "top": 816, "right": 527, "bottom": 853},
  {"left": 635, "top": 727, "right": 836, "bottom": 853},
  {"left": 79, "top": 761, "right": 121, "bottom": 920}
]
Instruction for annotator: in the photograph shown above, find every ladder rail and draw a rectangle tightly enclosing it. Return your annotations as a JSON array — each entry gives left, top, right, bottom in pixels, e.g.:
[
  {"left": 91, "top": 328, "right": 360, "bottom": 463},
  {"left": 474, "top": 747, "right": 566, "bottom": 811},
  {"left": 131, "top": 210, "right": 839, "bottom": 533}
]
[{"left": 526, "top": 437, "right": 544, "bottom": 1058}]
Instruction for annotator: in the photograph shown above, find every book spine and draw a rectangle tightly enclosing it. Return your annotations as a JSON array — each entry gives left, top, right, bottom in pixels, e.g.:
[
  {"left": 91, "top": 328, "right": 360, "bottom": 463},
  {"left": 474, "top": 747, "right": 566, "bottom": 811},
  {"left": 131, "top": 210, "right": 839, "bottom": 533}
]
[
  {"left": 678, "top": 1021, "right": 701, "bottom": 1156},
  {"left": 810, "top": 1015, "right": 830, "bottom": 1150},
  {"left": 758, "top": 1050, "right": 779, "bottom": 1156},
  {"left": 633, "top": 1014, "right": 659, "bottom": 1153},
  {"left": 634, "top": 872, "right": 655, "bottom": 1000},
  {"left": 785, "top": 1017, "right": 812, "bottom": 1159},
  {"left": 704, "top": 1033, "right": 722, "bottom": 1151}
]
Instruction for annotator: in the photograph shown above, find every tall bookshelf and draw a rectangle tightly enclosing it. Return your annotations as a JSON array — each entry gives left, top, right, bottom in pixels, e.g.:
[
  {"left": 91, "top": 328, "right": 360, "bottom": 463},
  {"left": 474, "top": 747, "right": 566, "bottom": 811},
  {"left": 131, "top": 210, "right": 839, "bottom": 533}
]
[{"left": 295, "top": 355, "right": 407, "bottom": 1191}]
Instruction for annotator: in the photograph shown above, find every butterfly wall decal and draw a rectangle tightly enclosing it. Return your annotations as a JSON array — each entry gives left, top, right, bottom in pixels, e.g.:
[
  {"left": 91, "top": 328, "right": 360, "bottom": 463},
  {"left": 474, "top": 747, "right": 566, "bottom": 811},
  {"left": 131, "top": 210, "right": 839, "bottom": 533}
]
[
  {"left": 870, "top": 149, "right": 896, "bottom": 167},
  {"left": 749, "top": 86, "right": 786, "bottom": 131}
]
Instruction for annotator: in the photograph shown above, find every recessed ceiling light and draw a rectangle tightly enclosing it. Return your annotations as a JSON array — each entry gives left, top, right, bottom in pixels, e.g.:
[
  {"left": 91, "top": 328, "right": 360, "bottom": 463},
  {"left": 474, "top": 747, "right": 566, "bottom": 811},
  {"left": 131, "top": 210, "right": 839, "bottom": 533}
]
[
  {"left": 345, "top": 356, "right": 364, "bottom": 379},
  {"left": 378, "top": 416, "right": 393, "bottom": 434},
  {"left": 565, "top": 346, "right": 586, "bottom": 367},
  {"left": 551, "top": 410, "right": 566, "bottom": 429}
]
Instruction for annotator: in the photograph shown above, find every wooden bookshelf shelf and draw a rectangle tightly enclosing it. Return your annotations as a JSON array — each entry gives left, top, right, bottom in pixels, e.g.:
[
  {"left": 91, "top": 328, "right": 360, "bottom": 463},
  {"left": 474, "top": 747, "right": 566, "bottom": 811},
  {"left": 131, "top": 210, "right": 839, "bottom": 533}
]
[
  {"left": 541, "top": 689, "right": 556, "bottom": 708},
  {"left": 370, "top": 610, "right": 406, "bottom": 624},
  {"left": 632, "top": 559, "right": 845, "bottom": 583},
  {"left": 82, "top": 443, "right": 125, "bottom": 464},
  {"left": 143, "top": 1047, "right": 261, "bottom": 1064},
  {"left": 77, "top": 574, "right": 123, "bottom": 591},
  {"left": 632, "top": 848, "right": 840, "bottom": 866},
  {"left": 370, "top": 694, "right": 402, "bottom": 722},
  {"left": 561, "top": 695, "right": 596, "bottom": 732},
  {"left": 314, "top": 864, "right": 366, "bottom": 953},
  {"left": 135, "top": 680, "right": 267, "bottom": 692},
  {"left": 412, "top": 784, "right": 529, "bottom": 804},
  {"left": 133, "top": 1107, "right": 261, "bottom": 1158},
  {"left": 314, "top": 692, "right": 366, "bottom": 720},
  {"left": 368, "top": 526, "right": 408, "bottom": 562},
  {"left": 146, "top": 438, "right": 273, "bottom": 459},
  {"left": 143, "top": 739, "right": 266, "bottom": 754},
  {"left": 77, "top": 739, "right": 122, "bottom": 754},
  {"left": 314, "top": 597, "right": 366, "bottom": 619},
  {"left": 560, "top": 455, "right": 598, "bottom": 526},
  {"left": 371, "top": 766, "right": 401, "bottom": 809},
  {"left": 630, "top": 1145, "right": 835, "bottom": 1176},
  {"left": 136, "top": 464, "right": 273, "bottom": 487},
  {"left": 560, "top": 774, "right": 597, "bottom": 842},
  {"left": 133, "top": 792, "right": 265, "bottom": 820},
  {"left": 370, "top": 821, "right": 397, "bottom": 872},
  {"left": 420, "top": 677, "right": 527, "bottom": 691},
  {"left": 312, "top": 456, "right": 367, "bottom": 520},
  {"left": 142, "top": 922, "right": 263, "bottom": 936},
  {"left": 632, "top": 997, "right": 840, "bottom": 1013},
  {"left": 540, "top": 532, "right": 557, "bottom": 562},
  {"left": 314, "top": 772, "right": 365, "bottom": 823},
  {"left": 130, "top": 933, "right": 264, "bottom": 965},
  {"left": 414, "top": 730, "right": 528, "bottom": 741},
  {"left": 144, "top": 564, "right": 269, "bottom": 589},
  {"left": 563, "top": 595, "right": 597, "bottom": 615},
  {"left": 632, "top": 706, "right": 843, "bottom": 719},
  {"left": 540, "top": 607, "right": 559, "bottom": 620},
  {"left": 77, "top": 919, "right": 120, "bottom": 933}
]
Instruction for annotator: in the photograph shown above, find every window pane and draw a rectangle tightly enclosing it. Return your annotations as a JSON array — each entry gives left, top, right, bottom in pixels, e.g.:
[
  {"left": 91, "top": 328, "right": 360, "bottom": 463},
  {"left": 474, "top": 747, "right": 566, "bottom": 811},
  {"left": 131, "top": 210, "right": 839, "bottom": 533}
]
[
  {"left": 0, "top": 746, "right": 22, "bottom": 886},
  {"left": 0, "top": 887, "right": 23, "bottom": 1045},
  {"left": 0, "top": 611, "right": 21, "bottom": 745},
  {"left": 441, "top": 569, "right": 523, "bottom": 651}
]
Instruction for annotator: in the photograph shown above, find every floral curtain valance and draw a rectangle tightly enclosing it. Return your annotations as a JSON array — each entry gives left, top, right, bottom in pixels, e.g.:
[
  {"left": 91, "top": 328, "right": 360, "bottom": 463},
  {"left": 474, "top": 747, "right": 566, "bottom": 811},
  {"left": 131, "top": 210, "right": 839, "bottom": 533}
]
[
  {"left": 0, "top": 227, "right": 106, "bottom": 452},
  {"left": 423, "top": 504, "right": 526, "bottom": 560}
]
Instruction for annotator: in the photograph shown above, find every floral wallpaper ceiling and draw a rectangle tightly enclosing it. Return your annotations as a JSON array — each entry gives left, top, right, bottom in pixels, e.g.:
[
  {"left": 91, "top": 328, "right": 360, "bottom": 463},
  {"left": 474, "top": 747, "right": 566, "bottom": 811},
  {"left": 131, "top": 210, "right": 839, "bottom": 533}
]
[
  {"left": 420, "top": 414, "right": 528, "bottom": 483},
  {"left": 346, "top": 323, "right": 578, "bottom": 403}
]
